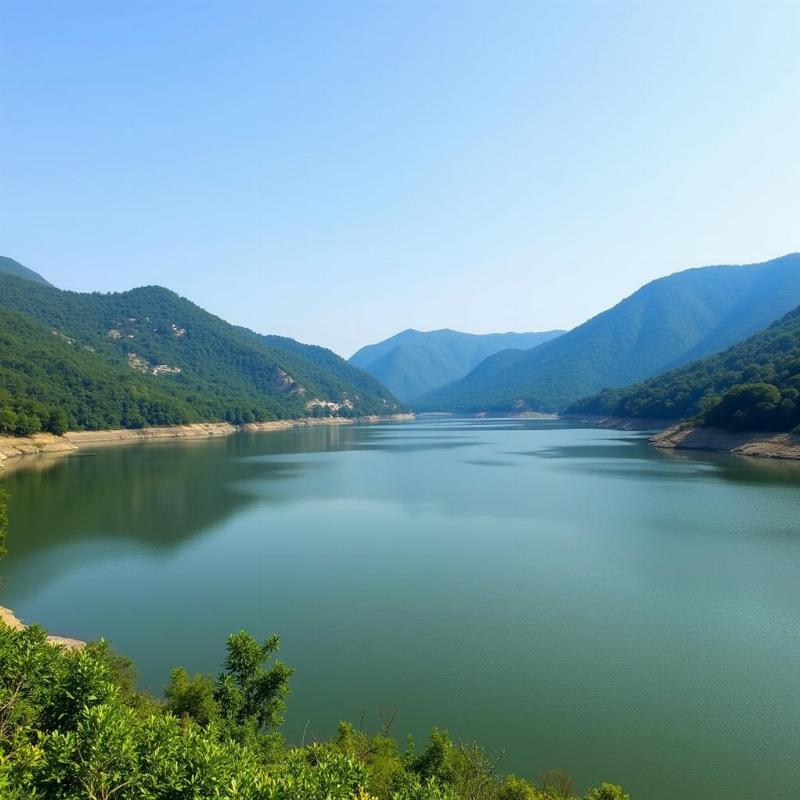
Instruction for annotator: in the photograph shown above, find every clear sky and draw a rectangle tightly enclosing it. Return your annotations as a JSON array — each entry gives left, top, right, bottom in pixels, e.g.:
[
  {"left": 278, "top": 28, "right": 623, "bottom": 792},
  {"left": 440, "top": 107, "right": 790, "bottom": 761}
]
[{"left": 1, "top": 1, "right": 799, "bottom": 356}]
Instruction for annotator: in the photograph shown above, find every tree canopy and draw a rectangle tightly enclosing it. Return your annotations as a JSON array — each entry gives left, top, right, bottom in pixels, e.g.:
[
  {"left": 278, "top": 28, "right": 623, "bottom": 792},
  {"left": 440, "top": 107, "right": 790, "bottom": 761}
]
[
  {"left": 0, "top": 271, "right": 402, "bottom": 434},
  {"left": 568, "top": 306, "right": 800, "bottom": 433}
]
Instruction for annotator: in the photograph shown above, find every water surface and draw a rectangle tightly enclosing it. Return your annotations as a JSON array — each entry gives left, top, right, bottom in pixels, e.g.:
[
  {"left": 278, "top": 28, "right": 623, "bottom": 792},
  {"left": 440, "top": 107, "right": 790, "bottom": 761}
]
[{"left": 2, "top": 419, "right": 800, "bottom": 799}]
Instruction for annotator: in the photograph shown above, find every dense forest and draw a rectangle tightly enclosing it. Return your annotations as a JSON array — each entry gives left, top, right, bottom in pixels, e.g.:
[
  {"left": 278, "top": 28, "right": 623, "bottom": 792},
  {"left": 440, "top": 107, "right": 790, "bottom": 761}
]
[
  {"left": 0, "top": 265, "right": 402, "bottom": 434},
  {"left": 0, "top": 307, "right": 195, "bottom": 434},
  {"left": 414, "top": 254, "right": 800, "bottom": 414},
  {"left": 568, "top": 306, "right": 800, "bottom": 433}
]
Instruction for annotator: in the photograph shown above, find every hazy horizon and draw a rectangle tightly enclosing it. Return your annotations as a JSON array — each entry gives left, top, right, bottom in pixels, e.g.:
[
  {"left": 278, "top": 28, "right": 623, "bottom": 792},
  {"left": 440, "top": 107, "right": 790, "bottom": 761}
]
[{"left": 2, "top": 1, "right": 799, "bottom": 356}]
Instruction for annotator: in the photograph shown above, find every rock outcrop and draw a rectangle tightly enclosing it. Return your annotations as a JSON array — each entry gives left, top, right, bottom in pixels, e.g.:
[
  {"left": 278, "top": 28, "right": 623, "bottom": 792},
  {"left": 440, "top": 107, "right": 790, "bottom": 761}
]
[{"left": 651, "top": 425, "right": 800, "bottom": 460}]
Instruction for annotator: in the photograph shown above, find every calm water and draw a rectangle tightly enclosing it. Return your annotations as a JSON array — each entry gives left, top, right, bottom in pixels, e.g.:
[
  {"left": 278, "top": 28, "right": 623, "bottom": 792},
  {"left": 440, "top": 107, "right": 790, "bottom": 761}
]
[{"left": 2, "top": 419, "right": 800, "bottom": 799}]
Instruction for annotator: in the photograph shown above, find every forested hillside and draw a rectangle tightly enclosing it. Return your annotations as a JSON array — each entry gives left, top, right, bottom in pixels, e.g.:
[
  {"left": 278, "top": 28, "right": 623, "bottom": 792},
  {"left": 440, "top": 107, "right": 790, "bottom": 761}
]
[
  {"left": 0, "top": 265, "right": 401, "bottom": 433},
  {"left": 0, "top": 307, "right": 195, "bottom": 434},
  {"left": 569, "top": 306, "right": 800, "bottom": 433},
  {"left": 414, "top": 254, "right": 800, "bottom": 414},
  {"left": 350, "top": 328, "right": 564, "bottom": 401}
]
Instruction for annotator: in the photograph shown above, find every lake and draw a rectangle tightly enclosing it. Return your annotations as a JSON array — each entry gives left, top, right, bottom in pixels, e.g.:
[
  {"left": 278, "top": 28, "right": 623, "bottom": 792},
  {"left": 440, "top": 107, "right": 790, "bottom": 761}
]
[{"left": 2, "top": 418, "right": 799, "bottom": 799}]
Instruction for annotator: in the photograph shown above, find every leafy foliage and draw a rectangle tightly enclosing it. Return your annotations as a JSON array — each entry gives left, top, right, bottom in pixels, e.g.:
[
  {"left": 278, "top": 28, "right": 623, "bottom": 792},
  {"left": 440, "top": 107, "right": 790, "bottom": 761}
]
[
  {"left": 0, "top": 270, "right": 402, "bottom": 432},
  {"left": 163, "top": 668, "right": 218, "bottom": 726},
  {"left": 569, "top": 306, "right": 800, "bottom": 432},
  {"left": 0, "top": 487, "right": 6, "bottom": 561},
  {"left": 704, "top": 383, "right": 795, "bottom": 432},
  {"left": 414, "top": 253, "right": 800, "bottom": 413},
  {"left": 0, "top": 620, "right": 628, "bottom": 800},
  {"left": 214, "top": 632, "right": 294, "bottom": 737},
  {"left": 350, "top": 329, "right": 564, "bottom": 402}
]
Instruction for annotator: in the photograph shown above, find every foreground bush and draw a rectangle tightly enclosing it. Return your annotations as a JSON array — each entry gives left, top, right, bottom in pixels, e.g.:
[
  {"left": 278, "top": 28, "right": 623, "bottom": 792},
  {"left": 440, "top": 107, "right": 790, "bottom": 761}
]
[{"left": 0, "top": 623, "right": 628, "bottom": 800}]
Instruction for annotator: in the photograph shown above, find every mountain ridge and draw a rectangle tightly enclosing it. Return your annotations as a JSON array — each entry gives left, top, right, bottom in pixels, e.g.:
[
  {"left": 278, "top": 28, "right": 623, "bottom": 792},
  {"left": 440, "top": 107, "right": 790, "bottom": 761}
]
[
  {"left": 0, "top": 255, "right": 52, "bottom": 286},
  {"left": 568, "top": 304, "right": 800, "bottom": 433},
  {"left": 413, "top": 253, "right": 800, "bottom": 413},
  {"left": 0, "top": 261, "right": 402, "bottom": 433},
  {"left": 350, "top": 327, "right": 564, "bottom": 401}
]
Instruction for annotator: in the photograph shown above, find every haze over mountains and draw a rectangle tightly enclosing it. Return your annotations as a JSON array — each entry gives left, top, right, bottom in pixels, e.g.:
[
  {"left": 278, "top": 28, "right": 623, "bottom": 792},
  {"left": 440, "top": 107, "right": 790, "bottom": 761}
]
[
  {"left": 0, "top": 258, "right": 401, "bottom": 433},
  {"left": 569, "top": 304, "right": 800, "bottom": 432},
  {"left": 414, "top": 254, "right": 800, "bottom": 414},
  {"left": 3, "top": 252, "right": 800, "bottom": 436},
  {"left": 349, "top": 328, "right": 564, "bottom": 401}
]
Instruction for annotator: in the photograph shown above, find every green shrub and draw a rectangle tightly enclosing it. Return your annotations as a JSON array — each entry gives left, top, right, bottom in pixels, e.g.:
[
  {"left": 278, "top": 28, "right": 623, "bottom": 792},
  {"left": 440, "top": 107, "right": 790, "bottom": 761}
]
[{"left": 0, "top": 618, "right": 629, "bottom": 800}]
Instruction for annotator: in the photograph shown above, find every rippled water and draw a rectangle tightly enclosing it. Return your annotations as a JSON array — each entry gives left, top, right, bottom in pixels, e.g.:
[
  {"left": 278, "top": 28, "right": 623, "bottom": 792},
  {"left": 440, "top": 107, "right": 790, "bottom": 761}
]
[{"left": 2, "top": 418, "right": 800, "bottom": 799}]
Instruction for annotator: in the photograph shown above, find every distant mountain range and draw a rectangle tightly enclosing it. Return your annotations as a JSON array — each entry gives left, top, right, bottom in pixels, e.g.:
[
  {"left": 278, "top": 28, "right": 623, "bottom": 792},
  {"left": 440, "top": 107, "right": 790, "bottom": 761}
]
[
  {"left": 568, "top": 304, "right": 800, "bottom": 433},
  {"left": 414, "top": 253, "right": 800, "bottom": 414},
  {"left": 349, "top": 328, "right": 564, "bottom": 401},
  {"left": 5, "top": 251, "right": 800, "bottom": 437},
  {"left": 0, "top": 258, "right": 402, "bottom": 434}
]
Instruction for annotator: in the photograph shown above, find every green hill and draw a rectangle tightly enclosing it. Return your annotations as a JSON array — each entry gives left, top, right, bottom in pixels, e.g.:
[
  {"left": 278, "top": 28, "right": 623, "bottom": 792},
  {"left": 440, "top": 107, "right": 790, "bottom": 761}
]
[
  {"left": 349, "top": 328, "right": 564, "bottom": 401},
  {"left": 414, "top": 253, "right": 800, "bottom": 413},
  {"left": 568, "top": 306, "right": 800, "bottom": 433},
  {"left": 0, "top": 306, "right": 194, "bottom": 433},
  {"left": 0, "top": 255, "right": 52, "bottom": 286},
  {"left": 0, "top": 265, "right": 401, "bottom": 433}
]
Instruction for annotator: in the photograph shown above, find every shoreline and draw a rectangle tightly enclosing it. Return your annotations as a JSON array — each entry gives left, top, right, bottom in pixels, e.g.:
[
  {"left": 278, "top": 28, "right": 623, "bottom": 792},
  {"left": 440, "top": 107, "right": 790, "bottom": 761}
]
[
  {"left": 567, "top": 415, "right": 800, "bottom": 460},
  {"left": 0, "top": 413, "right": 413, "bottom": 645},
  {"left": 0, "top": 606, "right": 85, "bottom": 650},
  {"left": 5, "top": 410, "right": 799, "bottom": 468},
  {"left": 479, "top": 411, "right": 560, "bottom": 420},
  {"left": 562, "top": 415, "right": 800, "bottom": 461},
  {"left": 0, "top": 413, "right": 415, "bottom": 472},
  {"left": 562, "top": 414, "right": 676, "bottom": 431},
  {"left": 651, "top": 425, "right": 800, "bottom": 460}
]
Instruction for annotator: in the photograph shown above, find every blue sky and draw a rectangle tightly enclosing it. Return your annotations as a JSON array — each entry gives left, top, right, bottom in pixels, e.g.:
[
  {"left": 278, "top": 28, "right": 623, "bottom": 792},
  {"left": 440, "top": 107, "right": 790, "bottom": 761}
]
[{"left": 1, "top": 1, "right": 799, "bottom": 356}]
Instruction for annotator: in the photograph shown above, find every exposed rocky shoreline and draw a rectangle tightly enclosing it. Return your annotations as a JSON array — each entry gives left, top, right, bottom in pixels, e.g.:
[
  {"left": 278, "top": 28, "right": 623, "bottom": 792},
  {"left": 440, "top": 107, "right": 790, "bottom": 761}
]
[
  {"left": 566, "top": 415, "right": 800, "bottom": 460},
  {"left": 651, "top": 425, "right": 800, "bottom": 460},
  {"left": 0, "top": 414, "right": 415, "bottom": 471},
  {"left": 0, "top": 606, "right": 84, "bottom": 650},
  {"left": 564, "top": 414, "right": 675, "bottom": 431}
]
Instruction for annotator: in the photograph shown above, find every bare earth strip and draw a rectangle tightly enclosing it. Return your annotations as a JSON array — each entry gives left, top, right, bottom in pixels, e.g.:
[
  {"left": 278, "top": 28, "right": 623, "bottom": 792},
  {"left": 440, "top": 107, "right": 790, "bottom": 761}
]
[
  {"left": 0, "top": 606, "right": 85, "bottom": 650},
  {"left": 567, "top": 415, "right": 676, "bottom": 432},
  {"left": 0, "top": 415, "right": 415, "bottom": 471},
  {"left": 564, "top": 416, "right": 800, "bottom": 460},
  {"left": 651, "top": 426, "right": 800, "bottom": 460}
]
